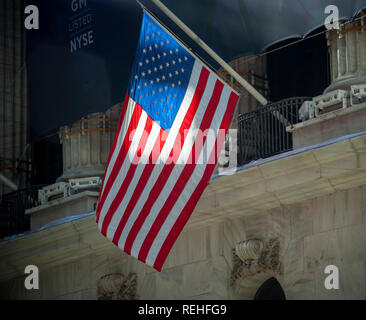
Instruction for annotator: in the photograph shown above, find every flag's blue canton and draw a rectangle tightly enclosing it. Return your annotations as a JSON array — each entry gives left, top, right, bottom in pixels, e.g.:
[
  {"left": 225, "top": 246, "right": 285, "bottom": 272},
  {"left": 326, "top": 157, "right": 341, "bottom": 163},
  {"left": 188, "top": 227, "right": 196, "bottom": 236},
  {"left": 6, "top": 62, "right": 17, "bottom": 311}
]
[{"left": 128, "top": 13, "right": 195, "bottom": 131}]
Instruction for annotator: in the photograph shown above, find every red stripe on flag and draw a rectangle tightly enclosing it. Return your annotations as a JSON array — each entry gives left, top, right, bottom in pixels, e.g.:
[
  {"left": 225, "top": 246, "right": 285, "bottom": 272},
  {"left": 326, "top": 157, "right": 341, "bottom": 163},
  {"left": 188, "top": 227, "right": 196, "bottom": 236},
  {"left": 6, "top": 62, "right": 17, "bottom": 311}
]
[
  {"left": 122, "top": 74, "right": 223, "bottom": 256},
  {"left": 96, "top": 94, "right": 129, "bottom": 223},
  {"left": 136, "top": 81, "right": 225, "bottom": 262},
  {"left": 110, "top": 66, "right": 210, "bottom": 246},
  {"left": 153, "top": 92, "right": 239, "bottom": 271},
  {"left": 100, "top": 113, "right": 153, "bottom": 236},
  {"left": 108, "top": 126, "right": 166, "bottom": 244},
  {"left": 96, "top": 102, "right": 142, "bottom": 222}
]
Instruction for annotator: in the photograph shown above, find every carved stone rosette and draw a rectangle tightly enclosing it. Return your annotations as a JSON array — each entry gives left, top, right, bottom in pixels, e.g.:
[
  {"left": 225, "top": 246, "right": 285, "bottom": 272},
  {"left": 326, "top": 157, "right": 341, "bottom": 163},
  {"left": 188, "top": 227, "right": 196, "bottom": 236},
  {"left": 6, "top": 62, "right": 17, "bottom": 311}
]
[
  {"left": 97, "top": 273, "right": 137, "bottom": 300},
  {"left": 230, "top": 238, "right": 281, "bottom": 286}
]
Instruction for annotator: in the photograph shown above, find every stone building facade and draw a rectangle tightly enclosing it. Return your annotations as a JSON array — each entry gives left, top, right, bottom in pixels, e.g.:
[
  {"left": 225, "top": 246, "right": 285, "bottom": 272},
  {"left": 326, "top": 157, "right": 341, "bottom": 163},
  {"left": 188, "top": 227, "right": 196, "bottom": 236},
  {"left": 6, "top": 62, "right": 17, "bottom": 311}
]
[
  {"left": 0, "top": 130, "right": 365, "bottom": 299},
  {"left": 1, "top": 13, "right": 366, "bottom": 301}
]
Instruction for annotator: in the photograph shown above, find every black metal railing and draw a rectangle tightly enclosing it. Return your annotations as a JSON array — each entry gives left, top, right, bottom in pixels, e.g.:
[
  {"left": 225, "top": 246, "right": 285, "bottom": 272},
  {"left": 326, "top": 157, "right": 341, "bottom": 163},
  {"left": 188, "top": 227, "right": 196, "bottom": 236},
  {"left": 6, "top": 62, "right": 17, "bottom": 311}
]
[
  {"left": 238, "top": 97, "right": 311, "bottom": 166},
  {"left": 0, "top": 185, "right": 44, "bottom": 239}
]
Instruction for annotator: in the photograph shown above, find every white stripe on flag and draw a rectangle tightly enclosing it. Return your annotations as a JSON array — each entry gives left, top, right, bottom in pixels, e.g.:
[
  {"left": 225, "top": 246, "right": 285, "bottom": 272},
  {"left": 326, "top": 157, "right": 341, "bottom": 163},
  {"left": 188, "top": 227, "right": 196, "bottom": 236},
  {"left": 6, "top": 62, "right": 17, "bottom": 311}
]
[
  {"left": 145, "top": 85, "right": 232, "bottom": 266},
  {"left": 105, "top": 60, "right": 203, "bottom": 239},
  {"left": 104, "top": 120, "right": 160, "bottom": 238},
  {"left": 129, "top": 75, "right": 227, "bottom": 258},
  {"left": 116, "top": 71, "right": 217, "bottom": 251},
  {"left": 98, "top": 109, "right": 147, "bottom": 229},
  {"left": 99, "top": 99, "right": 136, "bottom": 197}
]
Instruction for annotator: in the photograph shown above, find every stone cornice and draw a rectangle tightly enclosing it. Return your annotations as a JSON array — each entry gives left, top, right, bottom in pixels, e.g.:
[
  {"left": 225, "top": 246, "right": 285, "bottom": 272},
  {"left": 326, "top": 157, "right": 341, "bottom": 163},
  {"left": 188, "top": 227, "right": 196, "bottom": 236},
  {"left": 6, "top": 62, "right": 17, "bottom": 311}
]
[
  {"left": 191, "top": 133, "right": 366, "bottom": 226},
  {"left": 286, "top": 102, "right": 366, "bottom": 133},
  {"left": 0, "top": 133, "right": 365, "bottom": 282},
  {"left": 25, "top": 191, "right": 99, "bottom": 215}
]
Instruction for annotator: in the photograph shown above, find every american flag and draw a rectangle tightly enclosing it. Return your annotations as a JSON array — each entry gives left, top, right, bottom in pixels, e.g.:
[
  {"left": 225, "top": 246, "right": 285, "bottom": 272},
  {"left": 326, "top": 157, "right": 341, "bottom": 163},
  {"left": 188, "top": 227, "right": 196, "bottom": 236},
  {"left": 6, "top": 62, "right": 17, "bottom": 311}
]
[{"left": 96, "top": 12, "right": 239, "bottom": 271}]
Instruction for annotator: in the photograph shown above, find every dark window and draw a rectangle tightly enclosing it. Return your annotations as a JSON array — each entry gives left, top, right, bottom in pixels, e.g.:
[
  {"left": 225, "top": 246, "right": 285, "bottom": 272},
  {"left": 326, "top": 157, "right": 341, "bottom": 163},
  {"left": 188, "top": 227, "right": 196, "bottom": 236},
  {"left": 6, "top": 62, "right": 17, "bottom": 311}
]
[{"left": 254, "top": 277, "right": 286, "bottom": 300}]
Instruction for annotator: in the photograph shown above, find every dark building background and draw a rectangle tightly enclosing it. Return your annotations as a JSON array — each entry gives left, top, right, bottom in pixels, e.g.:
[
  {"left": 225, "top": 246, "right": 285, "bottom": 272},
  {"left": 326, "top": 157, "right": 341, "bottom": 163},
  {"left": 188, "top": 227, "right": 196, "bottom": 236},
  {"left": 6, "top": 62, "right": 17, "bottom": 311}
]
[{"left": 266, "top": 28, "right": 330, "bottom": 102}]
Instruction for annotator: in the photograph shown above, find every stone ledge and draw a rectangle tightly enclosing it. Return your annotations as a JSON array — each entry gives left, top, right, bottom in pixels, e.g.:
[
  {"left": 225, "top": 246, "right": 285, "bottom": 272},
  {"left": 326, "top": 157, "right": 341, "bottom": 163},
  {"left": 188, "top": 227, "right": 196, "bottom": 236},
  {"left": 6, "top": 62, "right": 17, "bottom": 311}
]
[
  {"left": 191, "top": 133, "right": 366, "bottom": 226},
  {"left": 25, "top": 191, "right": 99, "bottom": 215},
  {"left": 286, "top": 102, "right": 366, "bottom": 133},
  {"left": 25, "top": 190, "right": 100, "bottom": 231},
  {"left": 0, "top": 133, "right": 365, "bottom": 282}
]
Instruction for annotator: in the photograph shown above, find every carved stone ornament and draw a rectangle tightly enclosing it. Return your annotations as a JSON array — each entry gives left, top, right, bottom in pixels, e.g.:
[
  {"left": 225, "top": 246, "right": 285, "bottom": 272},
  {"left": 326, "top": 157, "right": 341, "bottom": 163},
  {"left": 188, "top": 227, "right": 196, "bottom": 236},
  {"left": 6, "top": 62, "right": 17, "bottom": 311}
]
[
  {"left": 97, "top": 273, "right": 137, "bottom": 300},
  {"left": 235, "top": 239, "right": 263, "bottom": 264},
  {"left": 230, "top": 238, "right": 281, "bottom": 286}
]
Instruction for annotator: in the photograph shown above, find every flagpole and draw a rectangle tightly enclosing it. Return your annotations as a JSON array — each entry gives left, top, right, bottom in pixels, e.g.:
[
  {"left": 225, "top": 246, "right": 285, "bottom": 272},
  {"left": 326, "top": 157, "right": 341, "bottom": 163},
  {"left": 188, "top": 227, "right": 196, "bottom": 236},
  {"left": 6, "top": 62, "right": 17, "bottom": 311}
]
[{"left": 147, "top": 0, "right": 268, "bottom": 106}]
